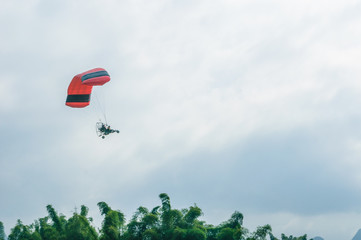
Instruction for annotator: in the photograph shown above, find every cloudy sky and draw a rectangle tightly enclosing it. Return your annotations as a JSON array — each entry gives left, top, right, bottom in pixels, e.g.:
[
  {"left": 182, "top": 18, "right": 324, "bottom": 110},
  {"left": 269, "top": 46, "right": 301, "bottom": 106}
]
[{"left": 1, "top": 0, "right": 361, "bottom": 239}]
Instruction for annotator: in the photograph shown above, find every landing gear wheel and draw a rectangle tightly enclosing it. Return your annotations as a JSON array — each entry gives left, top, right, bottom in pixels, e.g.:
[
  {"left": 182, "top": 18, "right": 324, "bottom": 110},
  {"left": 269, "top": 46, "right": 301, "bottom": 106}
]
[{"left": 96, "top": 122, "right": 103, "bottom": 137}]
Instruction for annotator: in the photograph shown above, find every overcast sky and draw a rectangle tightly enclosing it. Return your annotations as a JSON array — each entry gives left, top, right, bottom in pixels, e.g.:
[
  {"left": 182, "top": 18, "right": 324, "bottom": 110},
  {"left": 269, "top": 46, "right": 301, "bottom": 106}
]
[{"left": 1, "top": 0, "right": 361, "bottom": 239}]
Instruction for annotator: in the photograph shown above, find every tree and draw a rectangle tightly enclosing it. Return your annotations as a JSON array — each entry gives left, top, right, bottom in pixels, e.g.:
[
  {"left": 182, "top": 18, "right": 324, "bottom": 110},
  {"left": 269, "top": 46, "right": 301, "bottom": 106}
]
[
  {"left": 183, "top": 205, "right": 202, "bottom": 226},
  {"left": 123, "top": 206, "right": 160, "bottom": 240},
  {"left": 45, "top": 205, "right": 66, "bottom": 239},
  {"left": 281, "top": 234, "right": 309, "bottom": 240},
  {"left": 64, "top": 205, "right": 98, "bottom": 240},
  {"left": 3, "top": 193, "right": 313, "bottom": 240},
  {"left": 98, "top": 202, "right": 125, "bottom": 240},
  {"left": 249, "top": 224, "right": 272, "bottom": 240},
  {"left": 227, "top": 212, "right": 243, "bottom": 229},
  {"left": 217, "top": 228, "right": 235, "bottom": 240},
  {"left": 185, "top": 227, "right": 206, "bottom": 240},
  {"left": 38, "top": 217, "right": 61, "bottom": 240},
  {"left": 158, "top": 193, "right": 183, "bottom": 239},
  {"left": 0, "top": 221, "right": 5, "bottom": 240},
  {"left": 159, "top": 193, "right": 171, "bottom": 213},
  {"left": 8, "top": 220, "right": 40, "bottom": 240},
  {"left": 207, "top": 211, "right": 246, "bottom": 240},
  {"left": 46, "top": 205, "right": 63, "bottom": 234}
]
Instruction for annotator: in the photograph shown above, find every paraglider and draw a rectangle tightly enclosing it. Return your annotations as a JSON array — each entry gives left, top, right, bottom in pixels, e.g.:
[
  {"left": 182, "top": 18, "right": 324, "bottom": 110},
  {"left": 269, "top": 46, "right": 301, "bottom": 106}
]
[
  {"left": 96, "top": 122, "right": 119, "bottom": 139},
  {"left": 66, "top": 68, "right": 119, "bottom": 139},
  {"left": 66, "top": 68, "right": 110, "bottom": 108}
]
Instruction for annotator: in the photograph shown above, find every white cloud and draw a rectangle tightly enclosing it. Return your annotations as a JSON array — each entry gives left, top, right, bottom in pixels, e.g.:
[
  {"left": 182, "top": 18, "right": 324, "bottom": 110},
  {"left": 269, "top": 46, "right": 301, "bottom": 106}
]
[
  {"left": 2, "top": 1, "right": 361, "bottom": 239},
  {"left": 0, "top": 78, "right": 18, "bottom": 113}
]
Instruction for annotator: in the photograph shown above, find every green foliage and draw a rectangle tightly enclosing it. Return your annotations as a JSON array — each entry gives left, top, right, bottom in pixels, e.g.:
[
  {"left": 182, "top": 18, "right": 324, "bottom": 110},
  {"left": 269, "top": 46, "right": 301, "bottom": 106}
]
[
  {"left": 185, "top": 227, "right": 206, "bottom": 240},
  {"left": 217, "top": 227, "right": 235, "bottom": 240},
  {"left": 228, "top": 211, "right": 243, "bottom": 229},
  {"left": 80, "top": 205, "right": 89, "bottom": 218},
  {"left": 208, "top": 210, "right": 247, "bottom": 240},
  {"left": 64, "top": 206, "right": 98, "bottom": 240},
  {"left": 247, "top": 224, "right": 272, "bottom": 240},
  {"left": 234, "top": 227, "right": 248, "bottom": 240},
  {"left": 172, "top": 227, "right": 186, "bottom": 240},
  {"left": 4, "top": 194, "right": 314, "bottom": 240},
  {"left": 183, "top": 205, "right": 202, "bottom": 225},
  {"left": 281, "top": 234, "right": 309, "bottom": 240},
  {"left": 123, "top": 206, "right": 160, "bottom": 240},
  {"left": 38, "top": 217, "right": 61, "bottom": 240},
  {"left": 159, "top": 193, "right": 171, "bottom": 213},
  {"left": 46, "top": 205, "right": 64, "bottom": 235},
  {"left": 8, "top": 220, "right": 41, "bottom": 240},
  {"left": 0, "top": 221, "right": 5, "bottom": 240},
  {"left": 206, "top": 225, "right": 220, "bottom": 240},
  {"left": 97, "top": 202, "right": 111, "bottom": 216},
  {"left": 98, "top": 202, "right": 125, "bottom": 240}
]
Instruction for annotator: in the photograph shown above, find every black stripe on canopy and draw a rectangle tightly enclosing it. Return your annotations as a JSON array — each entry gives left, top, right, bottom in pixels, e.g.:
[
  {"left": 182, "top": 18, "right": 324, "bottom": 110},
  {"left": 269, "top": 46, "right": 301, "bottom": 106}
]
[{"left": 66, "top": 94, "right": 91, "bottom": 103}]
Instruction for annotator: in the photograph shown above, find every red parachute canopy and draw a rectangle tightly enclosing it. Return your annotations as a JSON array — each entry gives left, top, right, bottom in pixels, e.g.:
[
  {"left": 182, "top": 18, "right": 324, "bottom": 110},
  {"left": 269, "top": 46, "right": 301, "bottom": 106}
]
[{"left": 66, "top": 68, "right": 110, "bottom": 108}]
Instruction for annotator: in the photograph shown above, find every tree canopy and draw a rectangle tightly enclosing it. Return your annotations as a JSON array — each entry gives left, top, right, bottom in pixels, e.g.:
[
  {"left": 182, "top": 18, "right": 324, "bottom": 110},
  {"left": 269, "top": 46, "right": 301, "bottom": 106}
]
[{"left": 3, "top": 194, "right": 314, "bottom": 240}]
